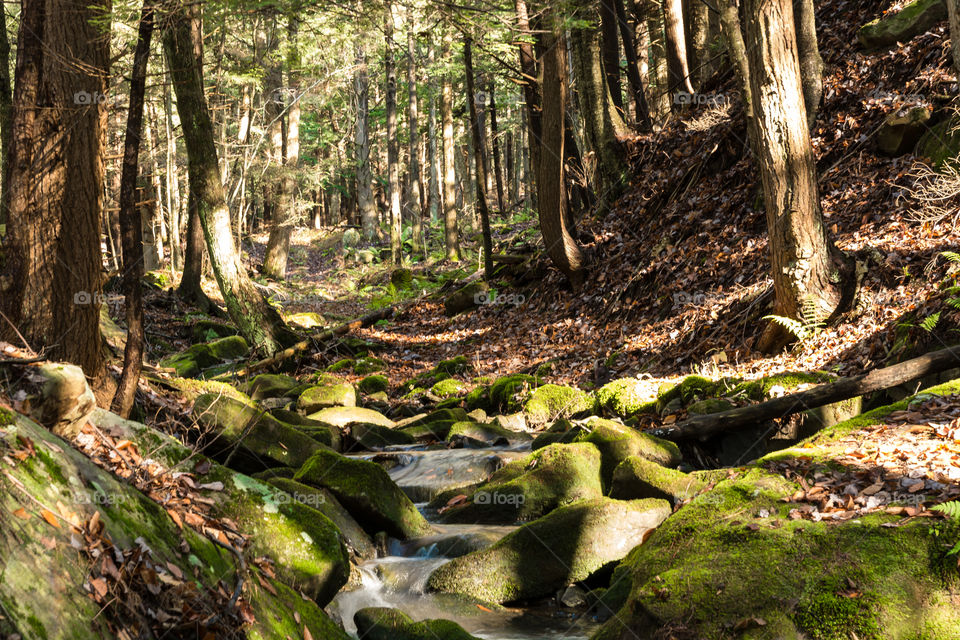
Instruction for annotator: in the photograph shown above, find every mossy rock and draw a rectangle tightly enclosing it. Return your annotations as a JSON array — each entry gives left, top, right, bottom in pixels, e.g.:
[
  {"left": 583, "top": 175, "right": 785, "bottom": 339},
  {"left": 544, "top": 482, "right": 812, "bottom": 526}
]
[
  {"left": 327, "top": 358, "right": 356, "bottom": 373},
  {"left": 656, "top": 375, "right": 719, "bottom": 409},
  {"left": 427, "top": 498, "right": 671, "bottom": 604},
  {"left": 435, "top": 355, "right": 471, "bottom": 376},
  {"left": 523, "top": 383, "right": 597, "bottom": 425},
  {"left": 488, "top": 374, "right": 539, "bottom": 413},
  {"left": 465, "top": 385, "right": 492, "bottom": 411},
  {"left": 354, "top": 356, "right": 387, "bottom": 375},
  {"left": 400, "top": 408, "right": 468, "bottom": 430},
  {"left": 285, "top": 311, "right": 325, "bottom": 329},
  {"left": 244, "top": 373, "right": 300, "bottom": 400},
  {"left": 877, "top": 106, "right": 932, "bottom": 156},
  {"left": 444, "top": 281, "right": 489, "bottom": 316},
  {"left": 306, "top": 406, "right": 394, "bottom": 428},
  {"left": 354, "top": 607, "right": 480, "bottom": 640},
  {"left": 294, "top": 449, "right": 432, "bottom": 539},
  {"left": 390, "top": 267, "right": 414, "bottom": 290},
  {"left": 446, "top": 421, "right": 532, "bottom": 446},
  {"left": 732, "top": 371, "right": 836, "bottom": 402},
  {"left": 192, "top": 394, "right": 325, "bottom": 473},
  {"left": 857, "top": 0, "right": 947, "bottom": 50},
  {"left": 344, "top": 422, "right": 416, "bottom": 452},
  {"left": 687, "top": 397, "right": 734, "bottom": 415},
  {"left": 573, "top": 418, "right": 682, "bottom": 489},
  {"left": 190, "top": 319, "right": 238, "bottom": 343},
  {"left": 916, "top": 118, "right": 960, "bottom": 168},
  {"left": 596, "top": 378, "right": 659, "bottom": 418},
  {"left": 160, "top": 335, "right": 249, "bottom": 378},
  {"left": 266, "top": 478, "right": 376, "bottom": 560},
  {"left": 0, "top": 410, "right": 348, "bottom": 639},
  {"left": 609, "top": 456, "right": 707, "bottom": 505},
  {"left": 297, "top": 382, "right": 357, "bottom": 413},
  {"left": 431, "top": 378, "right": 468, "bottom": 398},
  {"left": 269, "top": 409, "right": 342, "bottom": 450},
  {"left": 594, "top": 467, "right": 960, "bottom": 640},
  {"left": 435, "top": 443, "right": 604, "bottom": 524},
  {"left": 358, "top": 374, "right": 389, "bottom": 394}
]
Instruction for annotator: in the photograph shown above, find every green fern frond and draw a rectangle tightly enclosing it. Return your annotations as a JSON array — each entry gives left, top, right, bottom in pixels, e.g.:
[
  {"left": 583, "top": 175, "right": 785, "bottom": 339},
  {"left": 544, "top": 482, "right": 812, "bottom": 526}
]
[
  {"left": 920, "top": 312, "right": 941, "bottom": 333},
  {"left": 933, "top": 501, "right": 960, "bottom": 519},
  {"left": 941, "top": 251, "right": 960, "bottom": 263},
  {"left": 947, "top": 298, "right": 960, "bottom": 310},
  {"left": 763, "top": 315, "right": 811, "bottom": 341}
]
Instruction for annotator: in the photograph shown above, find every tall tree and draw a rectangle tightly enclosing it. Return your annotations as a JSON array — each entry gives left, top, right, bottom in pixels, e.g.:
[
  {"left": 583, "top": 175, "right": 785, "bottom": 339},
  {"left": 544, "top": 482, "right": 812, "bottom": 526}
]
[
  {"left": 537, "top": 10, "right": 587, "bottom": 289},
  {"left": 163, "top": 0, "right": 293, "bottom": 355},
  {"left": 615, "top": 0, "right": 652, "bottom": 128},
  {"left": 0, "top": 7, "right": 12, "bottom": 230},
  {"left": 385, "top": 4, "right": 403, "bottom": 265},
  {"left": 664, "top": 0, "right": 695, "bottom": 102},
  {"left": 406, "top": 8, "right": 424, "bottom": 257},
  {"left": 744, "top": 0, "right": 848, "bottom": 352},
  {"left": 488, "top": 80, "right": 507, "bottom": 214},
  {"left": 514, "top": 0, "right": 542, "bottom": 201},
  {"left": 0, "top": 0, "right": 111, "bottom": 381},
  {"left": 465, "top": 39, "right": 494, "bottom": 276},
  {"left": 794, "top": 0, "right": 823, "bottom": 125},
  {"left": 113, "top": 0, "right": 157, "bottom": 418},
  {"left": 440, "top": 29, "right": 460, "bottom": 261},
  {"left": 354, "top": 41, "right": 377, "bottom": 241},
  {"left": 599, "top": 0, "right": 625, "bottom": 112},
  {"left": 684, "top": 0, "right": 710, "bottom": 89}
]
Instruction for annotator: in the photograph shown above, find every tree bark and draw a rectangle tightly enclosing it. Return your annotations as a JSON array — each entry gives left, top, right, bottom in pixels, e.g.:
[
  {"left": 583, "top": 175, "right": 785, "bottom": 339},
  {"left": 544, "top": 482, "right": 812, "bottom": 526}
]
[
  {"left": 427, "top": 43, "right": 441, "bottom": 222},
  {"left": 354, "top": 40, "right": 377, "bottom": 242},
  {"left": 744, "top": 0, "right": 848, "bottom": 353},
  {"left": 406, "top": 9, "right": 424, "bottom": 258},
  {"left": 465, "top": 40, "right": 494, "bottom": 277},
  {"left": 0, "top": 7, "right": 12, "bottom": 230},
  {"left": 488, "top": 81, "right": 506, "bottom": 215},
  {"left": 0, "top": 0, "right": 110, "bottom": 380},
  {"left": 684, "top": 0, "right": 711, "bottom": 90},
  {"left": 717, "top": 0, "right": 753, "bottom": 122},
  {"left": 616, "top": 0, "right": 653, "bottom": 128},
  {"left": 654, "top": 346, "right": 960, "bottom": 441},
  {"left": 515, "top": 0, "right": 542, "bottom": 200},
  {"left": 664, "top": 0, "right": 695, "bottom": 103},
  {"left": 949, "top": 0, "right": 960, "bottom": 76},
  {"left": 113, "top": 0, "right": 157, "bottom": 418},
  {"left": 600, "top": 0, "right": 625, "bottom": 112},
  {"left": 163, "top": 0, "right": 292, "bottom": 355},
  {"left": 440, "top": 29, "right": 460, "bottom": 261},
  {"left": 385, "top": 5, "right": 402, "bottom": 265},
  {"left": 793, "top": 0, "right": 823, "bottom": 126},
  {"left": 537, "top": 14, "right": 587, "bottom": 290},
  {"left": 643, "top": 0, "right": 672, "bottom": 120}
]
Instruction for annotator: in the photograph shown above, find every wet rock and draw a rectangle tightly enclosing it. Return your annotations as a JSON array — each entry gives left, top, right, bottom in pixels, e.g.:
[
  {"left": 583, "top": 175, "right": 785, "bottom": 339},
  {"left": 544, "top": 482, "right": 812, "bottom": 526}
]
[
  {"left": 354, "top": 607, "right": 480, "bottom": 640},
  {"left": 427, "top": 498, "right": 671, "bottom": 604},
  {"left": 295, "top": 449, "right": 432, "bottom": 539},
  {"left": 344, "top": 422, "right": 416, "bottom": 451},
  {"left": 386, "top": 449, "right": 526, "bottom": 502},
  {"left": 446, "top": 421, "right": 532, "bottom": 446},
  {"left": 159, "top": 335, "right": 249, "bottom": 378}
]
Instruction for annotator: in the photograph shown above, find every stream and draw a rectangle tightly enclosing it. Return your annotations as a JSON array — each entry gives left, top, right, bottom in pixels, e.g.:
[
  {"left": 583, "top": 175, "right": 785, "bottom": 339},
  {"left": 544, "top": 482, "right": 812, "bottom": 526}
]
[{"left": 329, "top": 444, "right": 601, "bottom": 639}]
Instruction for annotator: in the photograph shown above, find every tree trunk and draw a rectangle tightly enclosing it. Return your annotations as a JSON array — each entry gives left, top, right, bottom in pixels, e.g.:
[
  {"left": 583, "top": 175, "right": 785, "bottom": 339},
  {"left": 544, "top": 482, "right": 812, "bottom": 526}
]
[
  {"left": 570, "top": 2, "right": 631, "bottom": 202},
  {"left": 427, "top": 43, "right": 441, "bottom": 222},
  {"left": 0, "top": 0, "right": 110, "bottom": 381},
  {"left": 599, "top": 0, "right": 625, "bottom": 113},
  {"left": 684, "top": 0, "right": 710, "bottom": 90},
  {"left": 717, "top": 0, "right": 753, "bottom": 123},
  {"left": 537, "top": 14, "right": 587, "bottom": 290},
  {"left": 163, "top": 0, "right": 292, "bottom": 355},
  {"left": 354, "top": 40, "right": 377, "bottom": 242},
  {"left": 949, "top": 0, "right": 960, "bottom": 75},
  {"left": 616, "top": 0, "right": 652, "bottom": 128},
  {"left": 113, "top": 0, "right": 157, "bottom": 418},
  {"left": 643, "top": 0, "right": 672, "bottom": 120},
  {"left": 794, "top": 0, "right": 823, "bottom": 126},
  {"left": 163, "top": 82, "right": 182, "bottom": 272},
  {"left": 465, "top": 40, "right": 494, "bottom": 277},
  {"left": 440, "top": 29, "right": 460, "bottom": 261},
  {"left": 664, "top": 0, "right": 695, "bottom": 103},
  {"left": 0, "top": 7, "right": 12, "bottom": 230},
  {"left": 744, "top": 0, "right": 848, "bottom": 353},
  {"left": 515, "top": 0, "right": 542, "bottom": 199},
  {"left": 385, "top": 5, "right": 403, "bottom": 265},
  {"left": 406, "top": 9, "right": 424, "bottom": 258},
  {"left": 488, "top": 81, "right": 506, "bottom": 215}
]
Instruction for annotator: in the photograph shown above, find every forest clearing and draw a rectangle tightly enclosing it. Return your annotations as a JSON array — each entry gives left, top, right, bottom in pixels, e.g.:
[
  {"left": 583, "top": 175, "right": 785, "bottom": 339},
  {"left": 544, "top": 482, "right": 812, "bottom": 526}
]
[{"left": 3, "top": 0, "right": 960, "bottom": 638}]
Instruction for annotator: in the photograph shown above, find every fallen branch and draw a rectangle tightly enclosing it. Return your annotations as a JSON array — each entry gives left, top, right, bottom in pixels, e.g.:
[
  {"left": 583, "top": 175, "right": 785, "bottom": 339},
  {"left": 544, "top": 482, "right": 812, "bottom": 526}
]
[
  {"left": 651, "top": 345, "right": 960, "bottom": 441},
  {"left": 218, "top": 306, "right": 396, "bottom": 379}
]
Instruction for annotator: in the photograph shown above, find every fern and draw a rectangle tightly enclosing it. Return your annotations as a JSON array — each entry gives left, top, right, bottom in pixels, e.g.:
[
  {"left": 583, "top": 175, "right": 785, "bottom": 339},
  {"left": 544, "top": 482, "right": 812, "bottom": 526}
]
[
  {"left": 941, "top": 251, "right": 960, "bottom": 263},
  {"left": 933, "top": 501, "right": 960, "bottom": 519},
  {"left": 920, "top": 311, "right": 941, "bottom": 333},
  {"left": 763, "top": 315, "right": 811, "bottom": 340},
  {"left": 764, "top": 299, "right": 824, "bottom": 342}
]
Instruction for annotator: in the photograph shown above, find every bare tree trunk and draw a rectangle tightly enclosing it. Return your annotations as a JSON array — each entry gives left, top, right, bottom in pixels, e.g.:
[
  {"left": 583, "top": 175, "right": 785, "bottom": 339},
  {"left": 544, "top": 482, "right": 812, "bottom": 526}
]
[
  {"left": 794, "top": 0, "right": 823, "bottom": 126},
  {"left": 385, "top": 5, "right": 402, "bottom": 265},
  {"left": 427, "top": 43, "right": 441, "bottom": 222},
  {"left": 600, "top": 0, "right": 625, "bottom": 113},
  {"left": 664, "top": 0, "right": 695, "bottom": 103},
  {"left": 164, "top": 0, "right": 292, "bottom": 355},
  {"left": 164, "top": 83, "right": 182, "bottom": 272},
  {"left": 616, "top": 0, "right": 652, "bottom": 128},
  {"left": 643, "top": 0, "right": 672, "bottom": 120},
  {"left": 487, "top": 80, "right": 506, "bottom": 214},
  {"left": 684, "top": 0, "right": 710, "bottom": 89},
  {"left": 440, "top": 29, "right": 460, "bottom": 261},
  {"left": 0, "top": 0, "right": 110, "bottom": 381},
  {"left": 537, "top": 13, "right": 587, "bottom": 290},
  {"left": 465, "top": 40, "right": 494, "bottom": 276},
  {"left": 354, "top": 40, "right": 377, "bottom": 242},
  {"left": 113, "top": 0, "right": 157, "bottom": 418},
  {"left": 744, "top": 0, "right": 849, "bottom": 352},
  {"left": 0, "top": 7, "right": 12, "bottom": 230},
  {"left": 515, "top": 0, "right": 541, "bottom": 201},
  {"left": 406, "top": 8, "right": 424, "bottom": 258}
]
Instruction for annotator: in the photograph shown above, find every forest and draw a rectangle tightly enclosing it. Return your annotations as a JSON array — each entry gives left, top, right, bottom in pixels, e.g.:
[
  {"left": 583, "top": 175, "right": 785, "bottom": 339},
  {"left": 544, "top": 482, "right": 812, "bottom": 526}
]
[{"left": 3, "top": 0, "right": 960, "bottom": 638}]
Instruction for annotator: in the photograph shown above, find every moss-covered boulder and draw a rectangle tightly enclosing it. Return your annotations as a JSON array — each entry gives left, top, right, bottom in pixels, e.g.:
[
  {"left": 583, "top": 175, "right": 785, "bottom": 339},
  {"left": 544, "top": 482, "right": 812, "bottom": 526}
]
[
  {"left": 344, "top": 422, "right": 416, "bottom": 451},
  {"left": 444, "top": 281, "right": 489, "bottom": 316},
  {"left": 593, "top": 467, "right": 960, "bottom": 640},
  {"left": 436, "top": 443, "right": 604, "bottom": 524},
  {"left": 687, "top": 397, "right": 734, "bottom": 415},
  {"left": 431, "top": 377, "right": 468, "bottom": 398},
  {"left": 358, "top": 374, "right": 389, "bottom": 394},
  {"left": 265, "top": 477, "right": 376, "bottom": 560},
  {"left": 596, "top": 378, "right": 659, "bottom": 419},
  {"left": 436, "top": 355, "right": 471, "bottom": 376},
  {"left": 523, "top": 384, "right": 597, "bottom": 425},
  {"left": 857, "top": 0, "right": 947, "bottom": 50},
  {"left": 572, "top": 418, "right": 682, "bottom": 488},
  {"left": 427, "top": 498, "right": 671, "bottom": 604},
  {"left": 192, "top": 394, "right": 325, "bottom": 472},
  {"left": 244, "top": 373, "right": 300, "bottom": 400},
  {"left": 354, "top": 607, "right": 480, "bottom": 640},
  {"left": 447, "top": 421, "right": 532, "bottom": 446},
  {"left": 294, "top": 449, "right": 431, "bottom": 539},
  {"left": 732, "top": 370, "right": 836, "bottom": 402},
  {"left": 297, "top": 382, "right": 357, "bottom": 413},
  {"left": 877, "top": 106, "right": 932, "bottom": 156},
  {"left": 160, "top": 335, "right": 249, "bottom": 378},
  {"left": 917, "top": 118, "right": 960, "bottom": 167},
  {"left": 306, "top": 405, "right": 394, "bottom": 428},
  {"left": 391, "top": 267, "right": 414, "bottom": 290},
  {"left": 397, "top": 408, "right": 468, "bottom": 435},
  {"left": 609, "top": 456, "right": 706, "bottom": 504},
  {"left": 190, "top": 319, "right": 238, "bottom": 342},
  {"left": 487, "top": 374, "right": 538, "bottom": 413},
  {"left": 354, "top": 355, "right": 387, "bottom": 375},
  {"left": 268, "top": 409, "right": 342, "bottom": 450},
  {"left": 656, "top": 375, "right": 719, "bottom": 411}
]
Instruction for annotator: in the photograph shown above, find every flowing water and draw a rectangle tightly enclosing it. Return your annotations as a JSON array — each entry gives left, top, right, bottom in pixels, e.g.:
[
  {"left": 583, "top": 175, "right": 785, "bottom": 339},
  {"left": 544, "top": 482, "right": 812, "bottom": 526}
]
[{"left": 331, "top": 444, "right": 601, "bottom": 639}]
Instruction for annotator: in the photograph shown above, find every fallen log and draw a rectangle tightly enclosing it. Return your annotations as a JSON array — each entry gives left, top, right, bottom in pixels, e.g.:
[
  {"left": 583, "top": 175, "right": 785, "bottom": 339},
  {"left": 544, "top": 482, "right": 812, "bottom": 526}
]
[
  {"left": 216, "top": 306, "right": 395, "bottom": 380},
  {"left": 651, "top": 345, "right": 960, "bottom": 441}
]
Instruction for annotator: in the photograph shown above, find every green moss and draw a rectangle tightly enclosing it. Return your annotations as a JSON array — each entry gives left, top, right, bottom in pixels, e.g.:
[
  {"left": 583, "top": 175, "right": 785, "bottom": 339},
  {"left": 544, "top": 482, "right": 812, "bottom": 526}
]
[
  {"left": 354, "top": 356, "right": 386, "bottom": 375},
  {"left": 435, "top": 356, "right": 470, "bottom": 376},
  {"left": 0, "top": 407, "right": 15, "bottom": 427},
  {"left": 857, "top": 0, "right": 947, "bottom": 49},
  {"left": 488, "top": 374, "right": 538, "bottom": 412},
  {"left": 354, "top": 607, "right": 481, "bottom": 640},
  {"left": 465, "top": 385, "right": 491, "bottom": 411},
  {"left": 687, "top": 397, "right": 734, "bottom": 415},
  {"left": 244, "top": 373, "right": 299, "bottom": 400},
  {"left": 328, "top": 358, "right": 355, "bottom": 373},
  {"left": 358, "top": 374, "right": 389, "bottom": 394},
  {"left": 523, "top": 384, "right": 597, "bottom": 424},
  {"left": 431, "top": 378, "right": 467, "bottom": 398},
  {"left": 446, "top": 421, "right": 529, "bottom": 444},
  {"left": 573, "top": 418, "right": 681, "bottom": 489},
  {"left": 596, "top": 378, "right": 659, "bottom": 418},
  {"left": 297, "top": 382, "right": 357, "bottom": 412},
  {"left": 609, "top": 456, "right": 706, "bottom": 504},
  {"left": 733, "top": 371, "right": 835, "bottom": 401},
  {"left": 657, "top": 375, "right": 718, "bottom": 407},
  {"left": 794, "top": 589, "right": 882, "bottom": 640}
]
